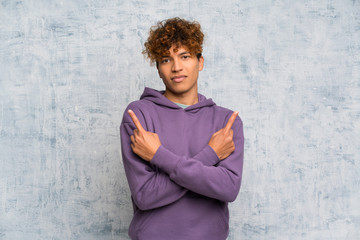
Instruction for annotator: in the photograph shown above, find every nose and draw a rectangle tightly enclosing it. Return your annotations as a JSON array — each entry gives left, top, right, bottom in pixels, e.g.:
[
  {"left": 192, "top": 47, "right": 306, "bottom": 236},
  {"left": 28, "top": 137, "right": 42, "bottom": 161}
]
[{"left": 171, "top": 58, "right": 183, "bottom": 72}]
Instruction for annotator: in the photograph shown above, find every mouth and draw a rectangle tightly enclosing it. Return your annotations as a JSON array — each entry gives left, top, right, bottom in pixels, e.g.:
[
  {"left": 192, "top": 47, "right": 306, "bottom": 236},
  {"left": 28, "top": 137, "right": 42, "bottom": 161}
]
[{"left": 171, "top": 75, "right": 187, "bottom": 83}]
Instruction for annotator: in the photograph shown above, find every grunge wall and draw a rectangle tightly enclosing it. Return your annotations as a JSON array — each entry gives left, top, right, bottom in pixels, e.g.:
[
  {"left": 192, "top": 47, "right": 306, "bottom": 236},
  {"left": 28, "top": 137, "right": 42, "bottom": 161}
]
[{"left": 1, "top": 0, "right": 359, "bottom": 239}]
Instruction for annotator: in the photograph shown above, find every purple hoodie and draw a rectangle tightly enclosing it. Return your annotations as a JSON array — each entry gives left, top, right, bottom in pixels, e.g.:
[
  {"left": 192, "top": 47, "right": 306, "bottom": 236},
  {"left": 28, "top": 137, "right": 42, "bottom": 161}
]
[{"left": 120, "top": 88, "right": 244, "bottom": 240}]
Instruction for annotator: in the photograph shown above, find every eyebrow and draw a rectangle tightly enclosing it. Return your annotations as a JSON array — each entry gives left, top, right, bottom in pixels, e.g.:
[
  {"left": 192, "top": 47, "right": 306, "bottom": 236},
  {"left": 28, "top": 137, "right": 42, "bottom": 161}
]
[
  {"left": 179, "top": 51, "right": 191, "bottom": 56},
  {"left": 161, "top": 51, "right": 191, "bottom": 58}
]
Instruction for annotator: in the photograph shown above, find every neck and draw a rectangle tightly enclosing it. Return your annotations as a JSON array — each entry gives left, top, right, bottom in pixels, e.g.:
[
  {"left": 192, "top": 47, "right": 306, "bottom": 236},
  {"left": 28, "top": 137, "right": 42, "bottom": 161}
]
[{"left": 163, "top": 87, "right": 198, "bottom": 106}]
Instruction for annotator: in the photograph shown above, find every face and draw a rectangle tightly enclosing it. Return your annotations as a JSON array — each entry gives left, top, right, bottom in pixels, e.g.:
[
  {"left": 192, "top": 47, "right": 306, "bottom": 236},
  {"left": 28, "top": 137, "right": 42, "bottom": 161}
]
[{"left": 157, "top": 45, "right": 204, "bottom": 101}]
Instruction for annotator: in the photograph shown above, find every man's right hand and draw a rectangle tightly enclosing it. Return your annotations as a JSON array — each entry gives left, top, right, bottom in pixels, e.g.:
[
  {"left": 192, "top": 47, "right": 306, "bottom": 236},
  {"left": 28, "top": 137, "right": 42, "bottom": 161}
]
[
  {"left": 128, "top": 109, "right": 161, "bottom": 162},
  {"left": 208, "top": 111, "right": 238, "bottom": 160}
]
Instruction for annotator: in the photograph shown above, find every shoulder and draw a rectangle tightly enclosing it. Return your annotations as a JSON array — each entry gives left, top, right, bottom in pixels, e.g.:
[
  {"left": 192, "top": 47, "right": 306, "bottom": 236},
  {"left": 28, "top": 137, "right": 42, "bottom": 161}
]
[
  {"left": 126, "top": 99, "right": 148, "bottom": 112},
  {"left": 212, "top": 105, "right": 243, "bottom": 126},
  {"left": 121, "top": 99, "right": 158, "bottom": 131}
]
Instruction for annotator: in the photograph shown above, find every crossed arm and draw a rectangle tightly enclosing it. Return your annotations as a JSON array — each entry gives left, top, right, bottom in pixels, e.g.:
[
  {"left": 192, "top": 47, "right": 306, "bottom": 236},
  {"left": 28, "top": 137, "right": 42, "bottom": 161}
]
[
  {"left": 128, "top": 109, "right": 238, "bottom": 161},
  {"left": 121, "top": 109, "right": 243, "bottom": 210}
]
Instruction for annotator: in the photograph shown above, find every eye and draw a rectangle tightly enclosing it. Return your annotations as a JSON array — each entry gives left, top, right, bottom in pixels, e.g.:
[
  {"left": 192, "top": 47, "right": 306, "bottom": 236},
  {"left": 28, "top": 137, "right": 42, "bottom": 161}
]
[
  {"left": 182, "top": 55, "right": 190, "bottom": 60},
  {"left": 161, "top": 58, "right": 170, "bottom": 64}
]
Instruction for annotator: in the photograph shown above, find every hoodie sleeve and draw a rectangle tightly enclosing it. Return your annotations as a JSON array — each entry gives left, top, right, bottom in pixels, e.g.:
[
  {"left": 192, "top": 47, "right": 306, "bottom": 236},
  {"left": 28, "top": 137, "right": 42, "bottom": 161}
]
[
  {"left": 151, "top": 115, "right": 244, "bottom": 203},
  {"left": 120, "top": 106, "right": 187, "bottom": 211}
]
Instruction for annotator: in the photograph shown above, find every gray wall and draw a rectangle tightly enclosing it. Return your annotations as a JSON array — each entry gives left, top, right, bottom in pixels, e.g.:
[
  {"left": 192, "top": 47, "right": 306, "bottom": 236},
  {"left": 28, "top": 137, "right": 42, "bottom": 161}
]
[{"left": 1, "top": 0, "right": 359, "bottom": 239}]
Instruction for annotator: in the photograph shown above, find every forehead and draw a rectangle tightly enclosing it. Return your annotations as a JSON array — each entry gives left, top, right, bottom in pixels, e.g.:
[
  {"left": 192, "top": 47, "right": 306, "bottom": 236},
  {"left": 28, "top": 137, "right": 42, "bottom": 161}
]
[{"left": 165, "top": 44, "right": 190, "bottom": 56}]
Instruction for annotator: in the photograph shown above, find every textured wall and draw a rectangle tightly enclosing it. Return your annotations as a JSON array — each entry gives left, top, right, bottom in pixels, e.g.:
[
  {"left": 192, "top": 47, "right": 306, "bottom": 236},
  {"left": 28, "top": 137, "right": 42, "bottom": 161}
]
[{"left": 1, "top": 0, "right": 359, "bottom": 239}]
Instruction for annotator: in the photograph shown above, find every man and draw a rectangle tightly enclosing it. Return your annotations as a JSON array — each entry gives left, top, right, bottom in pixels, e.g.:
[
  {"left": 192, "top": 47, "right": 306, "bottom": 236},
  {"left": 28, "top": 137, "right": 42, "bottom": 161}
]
[{"left": 120, "top": 17, "right": 244, "bottom": 240}]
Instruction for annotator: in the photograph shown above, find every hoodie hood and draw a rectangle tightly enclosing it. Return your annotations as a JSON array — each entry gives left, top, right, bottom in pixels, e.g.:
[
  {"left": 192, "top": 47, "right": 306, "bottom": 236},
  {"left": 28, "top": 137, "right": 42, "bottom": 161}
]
[{"left": 140, "top": 87, "right": 215, "bottom": 111}]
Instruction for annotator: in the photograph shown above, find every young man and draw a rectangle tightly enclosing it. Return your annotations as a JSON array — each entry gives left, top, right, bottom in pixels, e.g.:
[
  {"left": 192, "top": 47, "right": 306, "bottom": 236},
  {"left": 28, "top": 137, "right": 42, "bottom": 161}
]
[{"left": 120, "top": 17, "right": 244, "bottom": 240}]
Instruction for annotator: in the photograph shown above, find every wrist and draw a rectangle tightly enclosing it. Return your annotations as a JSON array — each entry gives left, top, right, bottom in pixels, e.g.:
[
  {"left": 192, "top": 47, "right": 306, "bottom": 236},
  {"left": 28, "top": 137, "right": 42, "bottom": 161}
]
[
  {"left": 149, "top": 144, "right": 161, "bottom": 162},
  {"left": 208, "top": 144, "right": 218, "bottom": 156}
]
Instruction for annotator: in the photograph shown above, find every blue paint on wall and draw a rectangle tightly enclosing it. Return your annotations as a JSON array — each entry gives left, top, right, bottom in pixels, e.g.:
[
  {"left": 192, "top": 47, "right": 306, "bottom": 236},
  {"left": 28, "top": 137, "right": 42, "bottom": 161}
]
[{"left": 0, "top": 0, "right": 359, "bottom": 239}]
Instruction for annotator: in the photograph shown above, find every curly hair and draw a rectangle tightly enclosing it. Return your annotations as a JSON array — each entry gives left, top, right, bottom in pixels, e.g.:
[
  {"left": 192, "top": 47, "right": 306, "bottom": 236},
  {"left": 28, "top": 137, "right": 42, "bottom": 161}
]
[{"left": 143, "top": 17, "right": 204, "bottom": 65}]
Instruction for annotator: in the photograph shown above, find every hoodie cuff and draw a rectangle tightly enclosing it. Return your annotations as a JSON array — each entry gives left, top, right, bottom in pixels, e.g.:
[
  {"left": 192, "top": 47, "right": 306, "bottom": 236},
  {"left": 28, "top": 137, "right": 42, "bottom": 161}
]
[
  {"left": 193, "top": 145, "right": 220, "bottom": 166},
  {"left": 151, "top": 145, "right": 181, "bottom": 174}
]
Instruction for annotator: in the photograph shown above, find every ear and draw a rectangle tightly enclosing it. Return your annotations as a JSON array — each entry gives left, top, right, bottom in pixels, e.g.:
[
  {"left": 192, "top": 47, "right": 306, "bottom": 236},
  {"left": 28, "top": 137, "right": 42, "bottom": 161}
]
[{"left": 198, "top": 56, "right": 204, "bottom": 71}]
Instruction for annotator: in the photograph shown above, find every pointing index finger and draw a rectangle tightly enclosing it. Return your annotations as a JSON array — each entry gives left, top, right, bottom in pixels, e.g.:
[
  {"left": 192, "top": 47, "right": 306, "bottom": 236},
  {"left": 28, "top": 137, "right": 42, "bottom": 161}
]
[
  {"left": 128, "top": 109, "right": 145, "bottom": 132},
  {"left": 224, "top": 111, "right": 238, "bottom": 133}
]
